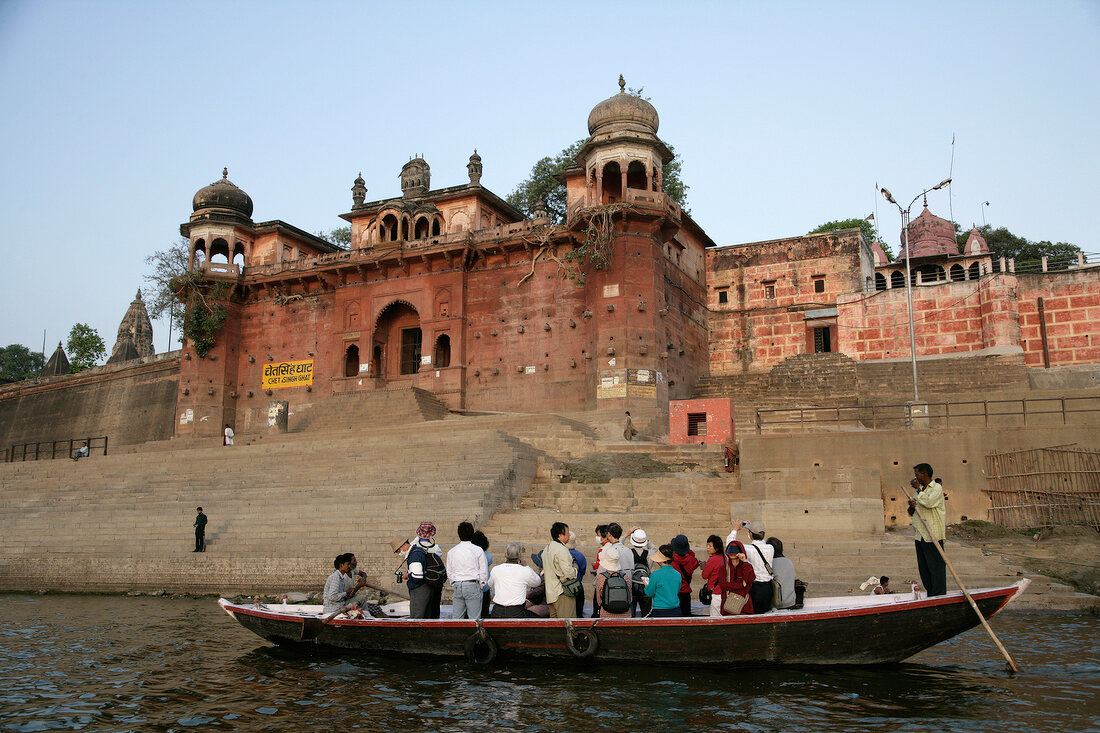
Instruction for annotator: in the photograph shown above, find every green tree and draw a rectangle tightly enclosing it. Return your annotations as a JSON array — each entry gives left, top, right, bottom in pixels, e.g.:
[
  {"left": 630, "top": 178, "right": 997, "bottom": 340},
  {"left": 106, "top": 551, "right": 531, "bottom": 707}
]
[
  {"left": 316, "top": 226, "right": 351, "bottom": 248},
  {"left": 67, "top": 323, "right": 105, "bottom": 372},
  {"left": 0, "top": 344, "right": 45, "bottom": 383},
  {"left": 956, "top": 224, "right": 1080, "bottom": 270},
  {"left": 809, "top": 218, "right": 892, "bottom": 260},
  {"left": 506, "top": 139, "right": 690, "bottom": 223},
  {"left": 144, "top": 237, "right": 189, "bottom": 344}
]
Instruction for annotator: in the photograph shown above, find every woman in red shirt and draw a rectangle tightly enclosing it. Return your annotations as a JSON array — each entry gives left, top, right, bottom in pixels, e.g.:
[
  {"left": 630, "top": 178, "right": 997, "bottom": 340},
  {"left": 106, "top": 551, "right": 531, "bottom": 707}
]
[
  {"left": 720, "top": 540, "right": 755, "bottom": 615},
  {"left": 700, "top": 534, "right": 726, "bottom": 617},
  {"left": 670, "top": 534, "right": 700, "bottom": 617}
]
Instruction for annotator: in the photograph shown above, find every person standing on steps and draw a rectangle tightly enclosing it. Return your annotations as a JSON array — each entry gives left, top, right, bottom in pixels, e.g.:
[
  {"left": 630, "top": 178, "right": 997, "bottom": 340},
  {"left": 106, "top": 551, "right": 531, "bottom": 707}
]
[
  {"left": 623, "top": 411, "right": 638, "bottom": 441},
  {"left": 223, "top": 424, "right": 234, "bottom": 446},
  {"left": 193, "top": 507, "right": 207, "bottom": 552},
  {"left": 908, "top": 462, "right": 947, "bottom": 597}
]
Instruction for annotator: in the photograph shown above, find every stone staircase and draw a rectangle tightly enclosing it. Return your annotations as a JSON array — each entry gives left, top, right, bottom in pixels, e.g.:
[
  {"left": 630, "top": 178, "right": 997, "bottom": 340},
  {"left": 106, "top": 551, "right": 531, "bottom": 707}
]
[
  {"left": 0, "top": 423, "right": 540, "bottom": 596},
  {"left": 289, "top": 386, "right": 449, "bottom": 434}
]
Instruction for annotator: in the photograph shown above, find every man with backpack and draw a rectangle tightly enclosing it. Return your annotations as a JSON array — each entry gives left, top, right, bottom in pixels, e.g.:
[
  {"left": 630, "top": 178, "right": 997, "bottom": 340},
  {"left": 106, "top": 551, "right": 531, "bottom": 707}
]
[
  {"left": 403, "top": 521, "right": 446, "bottom": 619},
  {"left": 595, "top": 543, "right": 632, "bottom": 617}
]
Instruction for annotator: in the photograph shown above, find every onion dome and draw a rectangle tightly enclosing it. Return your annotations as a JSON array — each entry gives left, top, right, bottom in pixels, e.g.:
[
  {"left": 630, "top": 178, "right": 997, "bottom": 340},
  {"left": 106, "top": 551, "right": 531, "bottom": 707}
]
[
  {"left": 900, "top": 206, "right": 958, "bottom": 258},
  {"left": 192, "top": 168, "right": 254, "bottom": 218},
  {"left": 587, "top": 74, "right": 659, "bottom": 136}
]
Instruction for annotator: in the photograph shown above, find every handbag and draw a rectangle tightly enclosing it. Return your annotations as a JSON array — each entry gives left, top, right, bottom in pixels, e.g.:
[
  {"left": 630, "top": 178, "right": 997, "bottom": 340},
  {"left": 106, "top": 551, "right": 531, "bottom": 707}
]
[
  {"left": 560, "top": 576, "right": 582, "bottom": 598},
  {"left": 751, "top": 544, "right": 783, "bottom": 608},
  {"left": 721, "top": 554, "right": 748, "bottom": 615},
  {"left": 699, "top": 586, "right": 712, "bottom": 605}
]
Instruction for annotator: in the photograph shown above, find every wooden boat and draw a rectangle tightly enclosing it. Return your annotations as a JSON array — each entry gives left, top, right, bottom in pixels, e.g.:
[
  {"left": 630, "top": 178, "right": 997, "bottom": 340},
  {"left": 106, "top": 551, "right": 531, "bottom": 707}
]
[{"left": 219, "top": 579, "right": 1029, "bottom": 666}]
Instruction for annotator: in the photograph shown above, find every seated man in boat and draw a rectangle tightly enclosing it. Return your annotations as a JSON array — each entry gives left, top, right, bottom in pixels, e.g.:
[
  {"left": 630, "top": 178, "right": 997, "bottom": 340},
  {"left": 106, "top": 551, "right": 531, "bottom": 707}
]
[
  {"left": 765, "top": 537, "right": 798, "bottom": 610},
  {"left": 488, "top": 542, "right": 542, "bottom": 618},
  {"left": 524, "top": 551, "right": 550, "bottom": 617},
  {"left": 324, "top": 553, "right": 366, "bottom": 614},
  {"left": 730, "top": 520, "right": 775, "bottom": 614}
]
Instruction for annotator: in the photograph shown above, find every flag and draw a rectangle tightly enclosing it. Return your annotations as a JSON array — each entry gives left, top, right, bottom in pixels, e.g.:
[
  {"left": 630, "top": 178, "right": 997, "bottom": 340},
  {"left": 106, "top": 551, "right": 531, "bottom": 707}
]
[{"left": 866, "top": 213, "right": 875, "bottom": 221}]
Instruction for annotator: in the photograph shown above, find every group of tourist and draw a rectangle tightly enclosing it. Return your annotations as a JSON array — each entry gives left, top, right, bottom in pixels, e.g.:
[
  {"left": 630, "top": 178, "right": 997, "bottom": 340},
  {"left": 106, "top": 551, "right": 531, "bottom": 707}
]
[
  {"left": 350, "top": 517, "right": 804, "bottom": 620},
  {"left": 318, "top": 459, "right": 947, "bottom": 619}
]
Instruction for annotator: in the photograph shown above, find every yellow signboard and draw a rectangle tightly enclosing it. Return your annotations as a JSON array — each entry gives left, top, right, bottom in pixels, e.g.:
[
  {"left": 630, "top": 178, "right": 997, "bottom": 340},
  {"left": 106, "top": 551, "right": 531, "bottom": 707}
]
[{"left": 262, "top": 359, "right": 314, "bottom": 389}]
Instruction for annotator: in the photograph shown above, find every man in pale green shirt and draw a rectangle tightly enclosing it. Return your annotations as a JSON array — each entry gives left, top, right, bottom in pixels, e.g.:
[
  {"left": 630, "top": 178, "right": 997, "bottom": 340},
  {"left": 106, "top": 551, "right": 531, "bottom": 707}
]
[
  {"left": 908, "top": 463, "right": 946, "bottom": 596},
  {"left": 543, "top": 521, "right": 576, "bottom": 618}
]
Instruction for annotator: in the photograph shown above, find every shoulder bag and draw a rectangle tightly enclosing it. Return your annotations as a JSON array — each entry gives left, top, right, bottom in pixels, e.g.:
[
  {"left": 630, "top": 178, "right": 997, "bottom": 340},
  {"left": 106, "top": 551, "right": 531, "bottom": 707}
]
[
  {"left": 721, "top": 556, "right": 748, "bottom": 615},
  {"left": 751, "top": 544, "right": 782, "bottom": 609}
]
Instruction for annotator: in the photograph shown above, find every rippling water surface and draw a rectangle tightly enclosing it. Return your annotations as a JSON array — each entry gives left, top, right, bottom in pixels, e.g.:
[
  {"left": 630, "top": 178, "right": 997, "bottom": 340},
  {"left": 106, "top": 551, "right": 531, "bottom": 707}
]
[{"left": 0, "top": 594, "right": 1097, "bottom": 732}]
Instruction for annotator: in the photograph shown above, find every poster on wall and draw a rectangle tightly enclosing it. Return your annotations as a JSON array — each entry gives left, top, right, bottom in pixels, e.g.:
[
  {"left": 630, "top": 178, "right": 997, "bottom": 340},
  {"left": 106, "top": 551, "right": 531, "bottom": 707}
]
[
  {"left": 627, "top": 368, "right": 658, "bottom": 398},
  {"left": 597, "top": 370, "right": 627, "bottom": 399},
  {"left": 262, "top": 359, "right": 314, "bottom": 389}
]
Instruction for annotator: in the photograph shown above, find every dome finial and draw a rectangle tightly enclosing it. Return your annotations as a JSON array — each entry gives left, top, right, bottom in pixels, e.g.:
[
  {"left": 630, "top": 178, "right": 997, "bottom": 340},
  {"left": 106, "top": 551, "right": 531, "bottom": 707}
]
[
  {"left": 222, "top": 167, "right": 228, "bottom": 180},
  {"left": 618, "top": 74, "right": 625, "bottom": 93}
]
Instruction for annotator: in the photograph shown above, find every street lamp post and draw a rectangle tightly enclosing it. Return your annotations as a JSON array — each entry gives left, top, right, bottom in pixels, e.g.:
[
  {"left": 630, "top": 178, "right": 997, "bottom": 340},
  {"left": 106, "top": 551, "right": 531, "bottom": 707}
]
[{"left": 879, "top": 178, "right": 951, "bottom": 406}]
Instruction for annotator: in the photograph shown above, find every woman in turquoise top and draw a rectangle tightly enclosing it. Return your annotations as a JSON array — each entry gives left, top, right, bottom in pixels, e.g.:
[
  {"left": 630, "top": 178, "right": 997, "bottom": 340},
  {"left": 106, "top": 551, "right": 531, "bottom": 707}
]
[{"left": 644, "top": 548, "right": 682, "bottom": 617}]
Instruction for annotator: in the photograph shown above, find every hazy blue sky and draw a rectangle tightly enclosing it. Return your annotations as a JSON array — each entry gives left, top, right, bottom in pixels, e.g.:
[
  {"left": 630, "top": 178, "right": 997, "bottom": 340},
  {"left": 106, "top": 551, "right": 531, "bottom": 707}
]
[{"left": 1, "top": 1, "right": 1097, "bottom": 356}]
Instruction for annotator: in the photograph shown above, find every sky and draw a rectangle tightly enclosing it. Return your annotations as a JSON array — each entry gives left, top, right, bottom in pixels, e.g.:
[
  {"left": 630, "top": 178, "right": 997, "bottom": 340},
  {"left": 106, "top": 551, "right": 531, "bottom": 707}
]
[{"left": 1, "top": 1, "right": 1097, "bottom": 356}]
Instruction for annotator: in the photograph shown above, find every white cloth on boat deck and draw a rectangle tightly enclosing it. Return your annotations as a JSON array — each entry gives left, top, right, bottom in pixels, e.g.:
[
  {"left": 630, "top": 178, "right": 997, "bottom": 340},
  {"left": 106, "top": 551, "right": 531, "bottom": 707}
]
[
  {"left": 488, "top": 562, "right": 542, "bottom": 607},
  {"left": 745, "top": 539, "right": 775, "bottom": 582},
  {"left": 323, "top": 569, "right": 349, "bottom": 613},
  {"left": 445, "top": 540, "right": 488, "bottom": 585}
]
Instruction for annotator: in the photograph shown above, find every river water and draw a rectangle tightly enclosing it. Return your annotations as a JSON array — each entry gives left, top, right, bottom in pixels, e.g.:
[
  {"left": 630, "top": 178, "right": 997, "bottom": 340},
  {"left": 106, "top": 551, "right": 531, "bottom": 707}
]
[{"left": 0, "top": 594, "right": 1096, "bottom": 732}]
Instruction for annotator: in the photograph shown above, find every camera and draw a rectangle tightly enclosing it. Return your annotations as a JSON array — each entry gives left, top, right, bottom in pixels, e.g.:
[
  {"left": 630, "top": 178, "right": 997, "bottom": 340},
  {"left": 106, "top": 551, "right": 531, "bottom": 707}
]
[{"left": 394, "top": 571, "right": 404, "bottom": 584}]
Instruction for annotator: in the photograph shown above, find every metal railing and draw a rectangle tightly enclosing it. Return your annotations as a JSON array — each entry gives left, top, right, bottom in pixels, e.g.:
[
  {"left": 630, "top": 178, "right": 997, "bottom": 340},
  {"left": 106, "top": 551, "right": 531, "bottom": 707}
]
[
  {"left": 755, "top": 397, "right": 1100, "bottom": 434},
  {"left": 7, "top": 436, "right": 109, "bottom": 462}
]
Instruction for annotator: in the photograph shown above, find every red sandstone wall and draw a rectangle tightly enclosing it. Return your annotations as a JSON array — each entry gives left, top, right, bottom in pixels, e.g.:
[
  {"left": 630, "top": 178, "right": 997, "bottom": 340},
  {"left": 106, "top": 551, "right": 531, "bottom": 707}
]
[
  {"left": 1017, "top": 271, "right": 1100, "bottom": 367},
  {"left": 836, "top": 276, "right": 1022, "bottom": 361},
  {"left": 707, "top": 231, "right": 869, "bottom": 374}
]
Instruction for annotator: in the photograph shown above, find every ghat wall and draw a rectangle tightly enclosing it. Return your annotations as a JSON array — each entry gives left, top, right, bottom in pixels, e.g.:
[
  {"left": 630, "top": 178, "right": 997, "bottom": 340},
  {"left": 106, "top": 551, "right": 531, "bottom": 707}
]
[{"left": 0, "top": 354, "right": 179, "bottom": 452}]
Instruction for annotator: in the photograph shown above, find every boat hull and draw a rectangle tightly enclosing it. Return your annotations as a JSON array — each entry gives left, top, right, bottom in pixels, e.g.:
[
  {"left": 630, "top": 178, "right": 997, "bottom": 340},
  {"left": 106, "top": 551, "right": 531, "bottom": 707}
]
[{"left": 219, "top": 583, "right": 1024, "bottom": 667}]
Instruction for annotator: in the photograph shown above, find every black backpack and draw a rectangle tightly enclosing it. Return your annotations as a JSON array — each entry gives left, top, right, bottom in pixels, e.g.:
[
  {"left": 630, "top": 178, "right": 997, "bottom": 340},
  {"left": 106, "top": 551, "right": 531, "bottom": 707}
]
[
  {"left": 630, "top": 549, "right": 650, "bottom": 596},
  {"left": 602, "top": 572, "right": 631, "bottom": 614},
  {"left": 421, "top": 550, "right": 446, "bottom": 589}
]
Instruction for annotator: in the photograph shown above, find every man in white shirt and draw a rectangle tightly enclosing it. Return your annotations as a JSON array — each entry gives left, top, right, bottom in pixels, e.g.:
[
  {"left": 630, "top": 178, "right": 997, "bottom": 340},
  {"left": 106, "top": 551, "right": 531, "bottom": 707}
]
[
  {"left": 445, "top": 521, "right": 488, "bottom": 619},
  {"left": 223, "top": 424, "right": 234, "bottom": 446},
  {"left": 488, "top": 542, "right": 541, "bottom": 618}
]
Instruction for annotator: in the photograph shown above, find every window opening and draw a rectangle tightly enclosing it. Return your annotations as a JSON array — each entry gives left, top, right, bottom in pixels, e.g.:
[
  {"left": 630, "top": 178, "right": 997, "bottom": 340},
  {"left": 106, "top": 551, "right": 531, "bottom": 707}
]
[
  {"left": 813, "top": 277, "right": 825, "bottom": 293},
  {"left": 400, "top": 328, "right": 422, "bottom": 375},
  {"left": 344, "top": 344, "right": 359, "bottom": 378},
  {"left": 764, "top": 282, "right": 776, "bottom": 299},
  {"left": 813, "top": 327, "right": 832, "bottom": 353},
  {"left": 687, "top": 413, "right": 708, "bottom": 437},
  {"left": 434, "top": 334, "right": 451, "bottom": 368},
  {"left": 875, "top": 272, "right": 887, "bottom": 291},
  {"left": 717, "top": 289, "right": 729, "bottom": 304}
]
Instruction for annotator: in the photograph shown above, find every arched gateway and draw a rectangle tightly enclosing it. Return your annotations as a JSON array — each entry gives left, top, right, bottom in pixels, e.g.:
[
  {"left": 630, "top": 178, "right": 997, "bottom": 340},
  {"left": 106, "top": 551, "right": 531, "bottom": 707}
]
[{"left": 372, "top": 301, "right": 422, "bottom": 379}]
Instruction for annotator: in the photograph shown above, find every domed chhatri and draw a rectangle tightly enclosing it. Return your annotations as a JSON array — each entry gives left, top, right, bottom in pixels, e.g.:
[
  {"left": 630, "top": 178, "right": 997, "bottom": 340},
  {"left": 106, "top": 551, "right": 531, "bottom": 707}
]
[
  {"left": 587, "top": 74, "right": 660, "bottom": 136},
  {"left": 192, "top": 167, "right": 254, "bottom": 218},
  {"left": 901, "top": 205, "right": 958, "bottom": 258}
]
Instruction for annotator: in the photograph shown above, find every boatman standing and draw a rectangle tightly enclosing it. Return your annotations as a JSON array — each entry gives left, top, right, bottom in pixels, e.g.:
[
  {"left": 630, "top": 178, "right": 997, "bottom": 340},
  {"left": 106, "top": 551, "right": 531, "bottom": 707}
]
[{"left": 908, "top": 462, "right": 946, "bottom": 596}]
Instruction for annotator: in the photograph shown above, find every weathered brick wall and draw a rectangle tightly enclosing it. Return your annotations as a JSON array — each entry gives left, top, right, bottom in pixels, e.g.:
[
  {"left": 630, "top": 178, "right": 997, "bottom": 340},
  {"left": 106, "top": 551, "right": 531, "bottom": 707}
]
[
  {"left": 0, "top": 354, "right": 179, "bottom": 450},
  {"left": 707, "top": 230, "right": 869, "bottom": 375},
  {"left": 1017, "top": 271, "right": 1100, "bottom": 366}
]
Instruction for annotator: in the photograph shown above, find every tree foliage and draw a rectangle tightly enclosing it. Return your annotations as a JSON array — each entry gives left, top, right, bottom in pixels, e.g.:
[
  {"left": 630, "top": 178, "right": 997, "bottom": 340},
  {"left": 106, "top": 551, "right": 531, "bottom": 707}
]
[
  {"left": 956, "top": 224, "right": 1080, "bottom": 269},
  {"left": 506, "top": 139, "right": 690, "bottom": 223},
  {"left": 67, "top": 324, "right": 105, "bottom": 372},
  {"left": 144, "top": 237, "right": 189, "bottom": 341},
  {"left": 809, "top": 218, "right": 892, "bottom": 261},
  {"left": 316, "top": 226, "right": 351, "bottom": 248},
  {"left": 0, "top": 344, "right": 45, "bottom": 383}
]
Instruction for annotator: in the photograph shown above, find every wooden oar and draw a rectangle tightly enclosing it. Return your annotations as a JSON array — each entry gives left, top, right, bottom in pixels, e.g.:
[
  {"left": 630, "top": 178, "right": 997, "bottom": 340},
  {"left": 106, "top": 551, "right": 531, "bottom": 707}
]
[{"left": 904, "top": 485, "right": 1020, "bottom": 674}]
